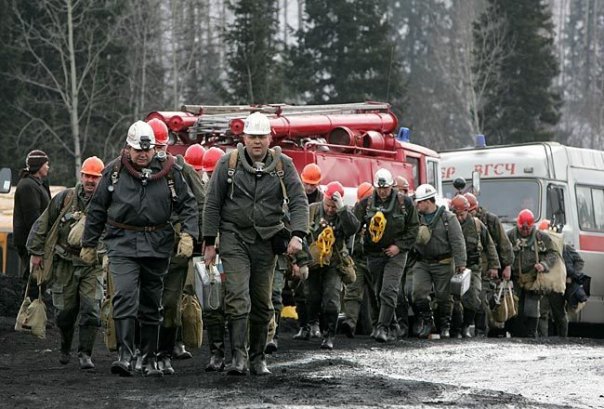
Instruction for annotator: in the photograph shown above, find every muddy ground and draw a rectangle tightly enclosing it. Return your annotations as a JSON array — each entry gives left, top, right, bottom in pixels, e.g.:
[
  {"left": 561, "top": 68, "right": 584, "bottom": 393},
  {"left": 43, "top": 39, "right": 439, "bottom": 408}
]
[{"left": 0, "top": 315, "right": 602, "bottom": 409}]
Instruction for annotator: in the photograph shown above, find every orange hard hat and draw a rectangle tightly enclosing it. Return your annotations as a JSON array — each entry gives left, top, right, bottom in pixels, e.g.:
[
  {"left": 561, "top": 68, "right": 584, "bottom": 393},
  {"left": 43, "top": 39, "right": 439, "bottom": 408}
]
[
  {"left": 517, "top": 209, "right": 535, "bottom": 228},
  {"left": 184, "top": 144, "right": 205, "bottom": 171},
  {"left": 450, "top": 195, "right": 469, "bottom": 213},
  {"left": 325, "top": 181, "right": 344, "bottom": 200},
  {"left": 301, "top": 163, "right": 322, "bottom": 185},
  {"left": 464, "top": 192, "right": 478, "bottom": 211},
  {"left": 357, "top": 182, "right": 374, "bottom": 202},
  {"left": 201, "top": 147, "right": 225, "bottom": 172},
  {"left": 147, "top": 118, "right": 169, "bottom": 146},
  {"left": 538, "top": 219, "right": 551, "bottom": 231},
  {"left": 80, "top": 156, "right": 104, "bottom": 177}
]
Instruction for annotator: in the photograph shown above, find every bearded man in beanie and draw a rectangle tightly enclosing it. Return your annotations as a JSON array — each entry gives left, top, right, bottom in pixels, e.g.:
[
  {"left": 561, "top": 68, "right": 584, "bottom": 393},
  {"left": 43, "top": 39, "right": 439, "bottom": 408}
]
[{"left": 13, "top": 150, "right": 51, "bottom": 291}]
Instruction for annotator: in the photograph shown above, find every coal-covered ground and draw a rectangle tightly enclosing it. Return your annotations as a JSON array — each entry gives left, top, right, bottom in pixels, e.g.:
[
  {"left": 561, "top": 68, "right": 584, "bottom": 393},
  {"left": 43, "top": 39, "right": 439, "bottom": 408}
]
[{"left": 0, "top": 314, "right": 603, "bottom": 409}]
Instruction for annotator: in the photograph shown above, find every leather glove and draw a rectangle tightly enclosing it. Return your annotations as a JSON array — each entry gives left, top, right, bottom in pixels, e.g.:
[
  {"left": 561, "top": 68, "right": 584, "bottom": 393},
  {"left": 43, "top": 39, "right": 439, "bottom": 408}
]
[
  {"left": 80, "top": 247, "right": 97, "bottom": 265},
  {"left": 177, "top": 232, "right": 194, "bottom": 258},
  {"left": 332, "top": 191, "right": 345, "bottom": 210}
]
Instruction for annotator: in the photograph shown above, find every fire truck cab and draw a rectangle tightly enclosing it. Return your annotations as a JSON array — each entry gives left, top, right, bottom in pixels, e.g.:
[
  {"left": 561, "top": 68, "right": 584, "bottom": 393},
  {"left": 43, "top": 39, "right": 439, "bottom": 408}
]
[
  {"left": 145, "top": 102, "right": 442, "bottom": 204},
  {"left": 441, "top": 141, "right": 604, "bottom": 325}
]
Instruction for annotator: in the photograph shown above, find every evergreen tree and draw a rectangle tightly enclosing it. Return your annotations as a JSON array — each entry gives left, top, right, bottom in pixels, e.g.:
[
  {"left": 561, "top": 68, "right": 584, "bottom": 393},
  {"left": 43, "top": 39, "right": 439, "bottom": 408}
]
[
  {"left": 224, "top": 0, "right": 282, "bottom": 104},
  {"left": 473, "top": 0, "right": 561, "bottom": 145},
  {"left": 290, "top": 0, "right": 406, "bottom": 112}
]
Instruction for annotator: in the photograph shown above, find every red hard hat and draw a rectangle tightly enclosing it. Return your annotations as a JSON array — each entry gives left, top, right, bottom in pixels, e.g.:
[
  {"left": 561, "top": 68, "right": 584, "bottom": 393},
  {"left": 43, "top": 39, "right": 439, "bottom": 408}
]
[
  {"left": 301, "top": 163, "right": 322, "bottom": 185},
  {"left": 80, "top": 156, "right": 104, "bottom": 177},
  {"left": 201, "top": 147, "right": 225, "bottom": 172},
  {"left": 538, "top": 219, "right": 551, "bottom": 231},
  {"left": 325, "top": 181, "right": 344, "bottom": 200},
  {"left": 357, "top": 182, "right": 374, "bottom": 202},
  {"left": 464, "top": 192, "right": 478, "bottom": 211},
  {"left": 184, "top": 144, "right": 205, "bottom": 171},
  {"left": 147, "top": 118, "right": 169, "bottom": 146},
  {"left": 517, "top": 209, "right": 535, "bottom": 228},
  {"left": 450, "top": 195, "right": 469, "bottom": 213}
]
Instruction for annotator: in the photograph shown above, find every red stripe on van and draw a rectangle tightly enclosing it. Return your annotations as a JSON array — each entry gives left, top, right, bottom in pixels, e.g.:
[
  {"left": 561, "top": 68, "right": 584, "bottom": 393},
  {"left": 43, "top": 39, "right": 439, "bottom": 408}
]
[{"left": 579, "top": 234, "right": 604, "bottom": 252}]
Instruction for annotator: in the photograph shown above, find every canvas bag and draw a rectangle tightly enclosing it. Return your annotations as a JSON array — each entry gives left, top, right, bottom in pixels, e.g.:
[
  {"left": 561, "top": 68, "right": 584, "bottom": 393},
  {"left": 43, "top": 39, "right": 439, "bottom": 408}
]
[
  {"left": 15, "top": 281, "right": 47, "bottom": 339},
  {"left": 490, "top": 280, "right": 518, "bottom": 328},
  {"left": 181, "top": 294, "right": 203, "bottom": 349},
  {"left": 529, "top": 232, "right": 567, "bottom": 294},
  {"left": 335, "top": 248, "right": 356, "bottom": 285},
  {"left": 66, "top": 213, "right": 86, "bottom": 248},
  {"left": 100, "top": 265, "right": 117, "bottom": 351}
]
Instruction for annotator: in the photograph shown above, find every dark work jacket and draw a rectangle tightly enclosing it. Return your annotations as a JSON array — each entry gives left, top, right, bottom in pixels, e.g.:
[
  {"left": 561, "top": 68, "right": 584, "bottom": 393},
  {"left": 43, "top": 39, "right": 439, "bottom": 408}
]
[
  {"left": 13, "top": 174, "right": 51, "bottom": 250},
  {"left": 82, "top": 156, "right": 198, "bottom": 258},
  {"left": 202, "top": 148, "right": 309, "bottom": 243},
  {"left": 354, "top": 190, "right": 419, "bottom": 255},
  {"left": 477, "top": 207, "right": 514, "bottom": 268}
]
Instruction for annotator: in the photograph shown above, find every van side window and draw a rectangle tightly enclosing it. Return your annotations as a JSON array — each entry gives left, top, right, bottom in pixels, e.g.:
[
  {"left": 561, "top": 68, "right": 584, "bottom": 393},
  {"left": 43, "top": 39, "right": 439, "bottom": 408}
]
[
  {"left": 407, "top": 156, "right": 419, "bottom": 189},
  {"left": 576, "top": 185, "right": 596, "bottom": 230},
  {"left": 546, "top": 184, "right": 566, "bottom": 227},
  {"left": 593, "top": 189, "right": 604, "bottom": 230}
]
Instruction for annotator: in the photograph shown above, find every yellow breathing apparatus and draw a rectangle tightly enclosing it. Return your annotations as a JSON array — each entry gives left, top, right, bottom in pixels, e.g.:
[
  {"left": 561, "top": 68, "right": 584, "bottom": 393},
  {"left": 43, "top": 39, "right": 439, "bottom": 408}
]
[
  {"left": 369, "top": 211, "right": 387, "bottom": 243},
  {"left": 316, "top": 226, "right": 335, "bottom": 266}
]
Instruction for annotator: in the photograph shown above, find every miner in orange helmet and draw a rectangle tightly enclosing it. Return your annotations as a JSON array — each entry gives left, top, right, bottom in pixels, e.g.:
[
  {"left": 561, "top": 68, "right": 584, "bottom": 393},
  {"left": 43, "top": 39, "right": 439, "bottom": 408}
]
[
  {"left": 151, "top": 137, "right": 206, "bottom": 371},
  {"left": 27, "top": 156, "right": 106, "bottom": 371},
  {"left": 341, "top": 182, "right": 380, "bottom": 339},
  {"left": 507, "top": 209, "right": 560, "bottom": 338},
  {"left": 292, "top": 163, "right": 324, "bottom": 341},
  {"left": 304, "top": 181, "right": 359, "bottom": 350},
  {"left": 353, "top": 169, "right": 420, "bottom": 343}
]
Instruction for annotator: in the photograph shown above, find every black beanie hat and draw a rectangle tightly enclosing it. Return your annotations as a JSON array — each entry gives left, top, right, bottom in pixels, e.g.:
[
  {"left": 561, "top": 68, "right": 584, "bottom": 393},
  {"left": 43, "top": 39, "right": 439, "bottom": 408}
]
[{"left": 26, "top": 150, "right": 49, "bottom": 174}]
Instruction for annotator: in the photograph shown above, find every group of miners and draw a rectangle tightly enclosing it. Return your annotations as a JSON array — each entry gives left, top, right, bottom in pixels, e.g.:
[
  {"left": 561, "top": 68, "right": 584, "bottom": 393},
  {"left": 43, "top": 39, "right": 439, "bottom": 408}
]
[{"left": 12, "top": 112, "right": 580, "bottom": 378}]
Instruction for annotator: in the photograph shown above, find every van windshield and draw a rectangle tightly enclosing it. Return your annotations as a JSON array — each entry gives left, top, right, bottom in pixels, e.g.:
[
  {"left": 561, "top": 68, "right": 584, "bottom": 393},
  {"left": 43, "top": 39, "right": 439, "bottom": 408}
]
[{"left": 443, "top": 179, "right": 540, "bottom": 223}]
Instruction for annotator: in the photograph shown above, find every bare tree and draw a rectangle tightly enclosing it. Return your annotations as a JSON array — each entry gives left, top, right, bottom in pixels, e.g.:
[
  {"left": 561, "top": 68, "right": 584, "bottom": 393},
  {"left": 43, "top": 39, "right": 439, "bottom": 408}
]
[{"left": 10, "top": 0, "right": 124, "bottom": 178}]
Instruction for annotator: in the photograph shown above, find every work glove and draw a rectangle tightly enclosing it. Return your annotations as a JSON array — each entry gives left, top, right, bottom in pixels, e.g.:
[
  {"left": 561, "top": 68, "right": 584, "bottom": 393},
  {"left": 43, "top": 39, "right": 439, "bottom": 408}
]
[
  {"left": 287, "top": 236, "right": 303, "bottom": 255},
  {"left": 80, "top": 247, "right": 97, "bottom": 265},
  {"left": 177, "top": 232, "right": 194, "bottom": 258},
  {"left": 332, "top": 191, "right": 345, "bottom": 210},
  {"left": 292, "top": 264, "right": 309, "bottom": 281}
]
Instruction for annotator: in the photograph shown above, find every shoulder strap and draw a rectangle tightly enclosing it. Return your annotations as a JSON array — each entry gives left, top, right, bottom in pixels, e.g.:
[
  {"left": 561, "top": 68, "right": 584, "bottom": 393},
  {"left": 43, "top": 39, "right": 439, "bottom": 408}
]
[
  {"left": 61, "top": 189, "right": 76, "bottom": 216},
  {"left": 271, "top": 149, "right": 288, "bottom": 204}
]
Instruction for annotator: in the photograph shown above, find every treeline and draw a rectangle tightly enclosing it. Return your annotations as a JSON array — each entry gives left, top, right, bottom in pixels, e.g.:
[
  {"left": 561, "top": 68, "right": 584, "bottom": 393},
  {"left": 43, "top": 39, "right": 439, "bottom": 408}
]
[{"left": 0, "top": 0, "right": 601, "bottom": 186}]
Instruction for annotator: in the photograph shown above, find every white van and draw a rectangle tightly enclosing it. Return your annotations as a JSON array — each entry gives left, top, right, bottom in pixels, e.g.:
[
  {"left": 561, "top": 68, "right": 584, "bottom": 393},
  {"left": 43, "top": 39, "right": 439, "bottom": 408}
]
[{"left": 440, "top": 142, "right": 604, "bottom": 324}]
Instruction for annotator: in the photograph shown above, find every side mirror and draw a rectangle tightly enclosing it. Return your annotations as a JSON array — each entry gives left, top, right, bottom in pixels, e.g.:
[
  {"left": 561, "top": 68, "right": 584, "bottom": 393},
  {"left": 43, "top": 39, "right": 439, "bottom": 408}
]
[
  {"left": 471, "top": 171, "right": 480, "bottom": 195},
  {"left": 0, "top": 168, "right": 12, "bottom": 193}
]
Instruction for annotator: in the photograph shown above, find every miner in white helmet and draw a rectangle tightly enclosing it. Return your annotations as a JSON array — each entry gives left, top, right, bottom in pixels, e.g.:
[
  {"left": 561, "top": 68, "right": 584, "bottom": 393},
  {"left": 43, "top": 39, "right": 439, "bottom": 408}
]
[
  {"left": 80, "top": 120, "right": 198, "bottom": 377},
  {"left": 203, "top": 112, "right": 309, "bottom": 376}
]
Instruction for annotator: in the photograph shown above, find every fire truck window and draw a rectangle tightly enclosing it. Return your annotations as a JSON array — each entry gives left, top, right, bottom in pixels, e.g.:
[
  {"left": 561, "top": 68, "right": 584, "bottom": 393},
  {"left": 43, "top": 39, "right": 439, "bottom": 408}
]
[
  {"left": 576, "top": 186, "right": 595, "bottom": 230},
  {"left": 427, "top": 159, "right": 438, "bottom": 188},
  {"left": 406, "top": 157, "right": 419, "bottom": 189},
  {"left": 546, "top": 185, "right": 566, "bottom": 227},
  {"left": 592, "top": 189, "right": 604, "bottom": 231}
]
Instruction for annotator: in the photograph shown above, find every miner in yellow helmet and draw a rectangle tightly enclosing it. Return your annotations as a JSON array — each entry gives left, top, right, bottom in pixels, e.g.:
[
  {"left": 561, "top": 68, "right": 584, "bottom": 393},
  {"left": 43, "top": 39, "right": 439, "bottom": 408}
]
[{"left": 353, "top": 168, "right": 419, "bottom": 343}]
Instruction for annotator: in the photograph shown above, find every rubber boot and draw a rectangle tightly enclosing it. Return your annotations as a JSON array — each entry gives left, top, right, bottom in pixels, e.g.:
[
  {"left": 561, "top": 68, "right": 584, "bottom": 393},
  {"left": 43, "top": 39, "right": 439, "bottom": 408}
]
[
  {"left": 172, "top": 326, "right": 193, "bottom": 359},
  {"left": 437, "top": 302, "right": 452, "bottom": 339},
  {"left": 525, "top": 317, "right": 539, "bottom": 338},
  {"left": 77, "top": 325, "right": 97, "bottom": 370},
  {"left": 538, "top": 316, "right": 549, "bottom": 337},
  {"left": 320, "top": 310, "right": 338, "bottom": 350},
  {"left": 265, "top": 312, "right": 281, "bottom": 354},
  {"left": 341, "top": 301, "right": 360, "bottom": 338},
  {"left": 415, "top": 300, "right": 435, "bottom": 339},
  {"left": 309, "top": 321, "right": 321, "bottom": 338},
  {"left": 461, "top": 309, "right": 476, "bottom": 339},
  {"left": 58, "top": 326, "right": 74, "bottom": 365},
  {"left": 293, "top": 325, "right": 310, "bottom": 340},
  {"left": 111, "top": 318, "right": 136, "bottom": 376},
  {"left": 157, "top": 326, "right": 177, "bottom": 375},
  {"left": 294, "top": 301, "right": 309, "bottom": 340},
  {"left": 375, "top": 305, "right": 395, "bottom": 343},
  {"left": 205, "top": 324, "right": 226, "bottom": 372},
  {"left": 556, "top": 317, "right": 569, "bottom": 338},
  {"left": 227, "top": 319, "right": 248, "bottom": 376},
  {"left": 450, "top": 303, "right": 463, "bottom": 339},
  {"left": 249, "top": 323, "right": 271, "bottom": 376},
  {"left": 474, "top": 309, "right": 487, "bottom": 337},
  {"left": 140, "top": 324, "right": 163, "bottom": 377}
]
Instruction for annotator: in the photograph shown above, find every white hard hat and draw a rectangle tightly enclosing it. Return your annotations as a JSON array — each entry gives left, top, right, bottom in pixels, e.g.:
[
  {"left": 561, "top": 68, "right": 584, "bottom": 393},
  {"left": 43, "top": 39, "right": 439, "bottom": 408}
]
[
  {"left": 373, "top": 168, "right": 394, "bottom": 188},
  {"left": 243, "top": 112, "right": 271, "bottom": 135},
  {"left": 415, "top": 184, "right": 437, "bottom": 201},
  {"left": 127, "top": 120, "right": 155, "bottom": 150}
]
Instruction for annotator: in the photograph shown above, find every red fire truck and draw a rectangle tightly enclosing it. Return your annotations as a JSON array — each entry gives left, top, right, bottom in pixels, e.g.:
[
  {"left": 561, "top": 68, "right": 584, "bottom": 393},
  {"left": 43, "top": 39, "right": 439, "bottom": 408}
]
[{"left": 145, "top": 102, "right": 441, "bottom": 201}]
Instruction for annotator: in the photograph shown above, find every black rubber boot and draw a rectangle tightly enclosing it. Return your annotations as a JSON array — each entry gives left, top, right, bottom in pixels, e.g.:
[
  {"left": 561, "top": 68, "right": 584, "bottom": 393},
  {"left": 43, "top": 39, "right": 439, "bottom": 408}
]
[
  {"left": 525, "top": 317, "right": 539, "bottom": 338},
  {"left": 415, "top": 300, "right": 435, "bottom": 339},
  {"left": 341, "top": 301, "right": 360, "bottom": 338},
  {"left": 157, "top": 326, "right": 177, "bottom": 375},
  {"left": 59, "top": 326, "right": 75, "bottom": 365},
  {"left": 461, "top": 309, "right": 476, "bottom": 338},
  {"left": 205, "top": 324, "right": 226, "bottom": 372},
  {"left": 474, "top": 309, "right": 488, "bottom": 337},
  {"left": 140, "top": 324, "right": 163, "bottom": 377},
  {"left": 227, "top": 319, "right": 248, "bottom": 376},
  {"left": 77, "top": 325, "right": 97, "bottom": 370},
  {"left": 265, "top": 311, "right": 281, "bottom": 354},
  {"left": 249, "top": 323, "right": 271, "bottom": 376},
  {"left": 376, "top": 305, "right": 395, "bottom": 343},
  {"left": 111, "top": 318, "right": 136, "bottom": 376}
]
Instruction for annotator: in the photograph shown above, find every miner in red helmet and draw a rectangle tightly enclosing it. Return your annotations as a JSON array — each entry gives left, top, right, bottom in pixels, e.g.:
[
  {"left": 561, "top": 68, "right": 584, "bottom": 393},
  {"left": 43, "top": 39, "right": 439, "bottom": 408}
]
[
  {"left": 507, "top": 209, "right": 560, "bottom": 338},
  {"left": 304, "top": 181, "right": 359, "bottom": 350}
]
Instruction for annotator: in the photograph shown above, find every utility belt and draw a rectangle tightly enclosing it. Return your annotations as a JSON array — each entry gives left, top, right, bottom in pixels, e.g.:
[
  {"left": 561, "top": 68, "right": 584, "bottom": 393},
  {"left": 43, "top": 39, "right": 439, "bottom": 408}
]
[
  {"left": 55, "top": 243, "right": 81, "bottom": 256},
  {"left": 419, "top": 253, "right": 452, "bottom": 265},
  {"left": 107, "top": 218, "right": 169, "bottom": 233}
]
